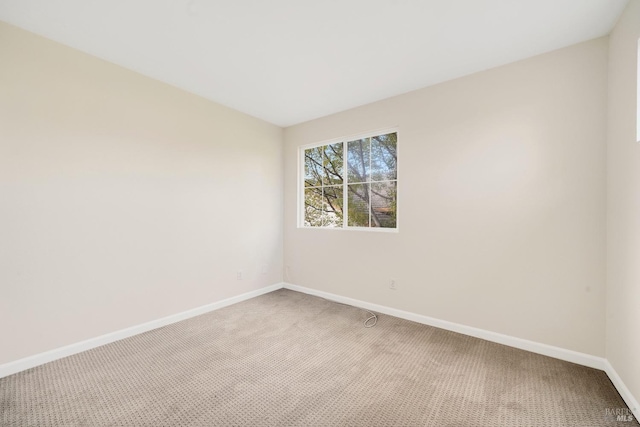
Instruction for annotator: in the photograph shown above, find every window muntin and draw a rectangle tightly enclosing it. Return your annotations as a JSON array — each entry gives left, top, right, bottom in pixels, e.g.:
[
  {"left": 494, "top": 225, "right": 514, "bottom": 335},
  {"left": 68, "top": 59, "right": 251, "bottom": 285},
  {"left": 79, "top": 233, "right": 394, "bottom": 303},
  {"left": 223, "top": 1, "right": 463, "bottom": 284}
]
[{"left": 301, "top": 130, "right": 398, "bottom": 230}]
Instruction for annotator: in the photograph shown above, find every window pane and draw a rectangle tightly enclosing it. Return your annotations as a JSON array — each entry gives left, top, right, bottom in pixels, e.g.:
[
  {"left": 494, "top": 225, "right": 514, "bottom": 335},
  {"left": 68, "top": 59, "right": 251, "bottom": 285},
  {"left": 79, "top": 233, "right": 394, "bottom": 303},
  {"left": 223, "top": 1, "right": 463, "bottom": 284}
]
[
  {"left": 304, "top": 187, "right": 323, "bottom": 226},
  {"left": 371, "top": 133, "right": 397, "bottom": 181},
  {"left": 347, "top": 138, "right": 370, "bottom": 183},
  {"left": 323, "top": 142, "right": 343, "bottom": 185},
  {"left": 347, "top": 183, "right": 370, "bottom": 227},
  {"left": 304, "top": 147, "right": 323, "bottom": 187},
  {"left": 371, "top": 181, "right": 397, "bottom": 228},
  {"left": 302, "top": 131, "right": 397, "bottom": 230},
  {"left": 322, "top": 186, "right": 343, "bottom": 227}
]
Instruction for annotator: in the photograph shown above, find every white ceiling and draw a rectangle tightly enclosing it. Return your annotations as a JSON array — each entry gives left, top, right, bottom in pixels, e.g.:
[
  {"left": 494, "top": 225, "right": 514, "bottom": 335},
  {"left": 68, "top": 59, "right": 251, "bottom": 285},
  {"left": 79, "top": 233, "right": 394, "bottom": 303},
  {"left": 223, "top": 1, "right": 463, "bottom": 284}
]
[{"left": 0, "top": 0, "right": 630, "bottom": 127}]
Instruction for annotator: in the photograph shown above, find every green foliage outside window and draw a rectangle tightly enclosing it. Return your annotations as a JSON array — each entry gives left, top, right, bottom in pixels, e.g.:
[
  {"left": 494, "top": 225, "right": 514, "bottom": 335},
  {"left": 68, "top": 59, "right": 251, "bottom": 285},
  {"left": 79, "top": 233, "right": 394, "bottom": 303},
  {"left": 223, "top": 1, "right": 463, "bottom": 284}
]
[{"left": 303, "top": 132, "right": 397, "bottom": 229}]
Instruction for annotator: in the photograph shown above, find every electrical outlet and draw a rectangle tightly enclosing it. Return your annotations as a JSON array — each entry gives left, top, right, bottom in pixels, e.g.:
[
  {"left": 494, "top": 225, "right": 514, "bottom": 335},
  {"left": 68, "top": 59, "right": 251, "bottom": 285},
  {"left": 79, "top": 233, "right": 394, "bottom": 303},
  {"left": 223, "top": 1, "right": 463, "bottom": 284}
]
[
  {"left": 389, "top": 278, "right": 397, "bottom": 290},
  {"left": 237, "top": 271, "right": 243, "bottom": 280}
]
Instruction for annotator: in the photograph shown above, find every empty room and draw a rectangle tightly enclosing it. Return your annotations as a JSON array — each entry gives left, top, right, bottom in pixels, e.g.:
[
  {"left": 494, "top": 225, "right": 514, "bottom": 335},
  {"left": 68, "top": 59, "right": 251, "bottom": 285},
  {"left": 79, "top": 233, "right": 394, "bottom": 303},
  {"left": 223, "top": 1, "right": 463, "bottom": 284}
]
[{"left": 1, "top": 0, "right": 639, "bottom": 426}]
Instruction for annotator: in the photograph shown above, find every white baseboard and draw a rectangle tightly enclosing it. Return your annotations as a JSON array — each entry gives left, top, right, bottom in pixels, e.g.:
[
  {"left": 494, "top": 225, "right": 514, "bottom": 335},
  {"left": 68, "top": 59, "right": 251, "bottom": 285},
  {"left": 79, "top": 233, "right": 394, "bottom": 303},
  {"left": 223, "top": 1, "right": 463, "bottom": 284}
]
[
  {"left": 604, "top": 360, "right": 640, "bottom": 418},
  {"left": 283, "top": 283, "right": 606, "bottom": 370},
  {"left": 0, "top": 282, "right": 284, "bottom": 379},
  {"left": 284, "top": 283, "right": 640, "bottom": 414},
  {"left": 4, "top": 281, "right": 637, "bottom": 418}
]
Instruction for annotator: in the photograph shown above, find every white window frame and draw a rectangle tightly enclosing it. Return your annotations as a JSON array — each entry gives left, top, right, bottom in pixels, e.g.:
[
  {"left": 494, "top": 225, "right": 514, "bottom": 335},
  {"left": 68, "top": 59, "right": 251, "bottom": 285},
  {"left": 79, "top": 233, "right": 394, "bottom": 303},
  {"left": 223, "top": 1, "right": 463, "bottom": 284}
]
[{"left": 297, "top": 127, "right": 399, "bottom": 232}]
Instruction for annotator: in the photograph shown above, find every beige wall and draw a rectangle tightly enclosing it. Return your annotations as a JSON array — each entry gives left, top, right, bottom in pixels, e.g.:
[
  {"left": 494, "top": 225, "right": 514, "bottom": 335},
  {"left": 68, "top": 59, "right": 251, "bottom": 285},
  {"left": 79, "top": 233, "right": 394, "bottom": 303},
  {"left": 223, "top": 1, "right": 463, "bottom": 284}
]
[
  {"left": 284, "top": 38, "right": 608, "bottom": 356},
  {"left": 607, "top": 0, "right": 640, "bottom": 411},
  {"left": 0, "top": 15, "right": 622, "bottom": 375},
  {"left": 0, "top": 22, "right": 283, "bottom": 365}
]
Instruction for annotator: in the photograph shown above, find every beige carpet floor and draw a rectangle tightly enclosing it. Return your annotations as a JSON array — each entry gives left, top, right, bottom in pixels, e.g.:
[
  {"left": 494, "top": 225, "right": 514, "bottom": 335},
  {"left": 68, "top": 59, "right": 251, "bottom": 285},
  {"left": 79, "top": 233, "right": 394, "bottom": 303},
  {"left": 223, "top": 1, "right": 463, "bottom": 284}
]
[{"left": 1, "top": 289, "right": 636, "bottom": 426}]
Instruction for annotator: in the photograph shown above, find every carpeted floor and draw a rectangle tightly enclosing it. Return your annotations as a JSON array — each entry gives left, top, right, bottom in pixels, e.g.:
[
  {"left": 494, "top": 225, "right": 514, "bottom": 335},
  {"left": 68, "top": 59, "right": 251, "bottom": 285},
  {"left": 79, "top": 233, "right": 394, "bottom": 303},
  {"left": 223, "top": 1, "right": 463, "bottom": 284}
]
[{"left": 1, "top": 289, "right": 636, "bottom": 426}]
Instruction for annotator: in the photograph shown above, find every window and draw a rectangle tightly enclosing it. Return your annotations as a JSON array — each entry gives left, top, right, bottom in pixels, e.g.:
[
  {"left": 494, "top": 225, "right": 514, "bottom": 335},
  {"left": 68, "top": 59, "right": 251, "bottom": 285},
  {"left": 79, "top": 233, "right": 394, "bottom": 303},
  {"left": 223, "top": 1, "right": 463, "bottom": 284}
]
[{"left": 300, "top": 130, "right": 398, "bottom": 230}]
